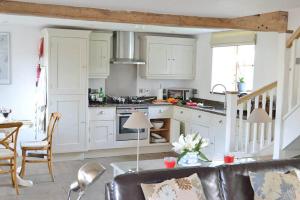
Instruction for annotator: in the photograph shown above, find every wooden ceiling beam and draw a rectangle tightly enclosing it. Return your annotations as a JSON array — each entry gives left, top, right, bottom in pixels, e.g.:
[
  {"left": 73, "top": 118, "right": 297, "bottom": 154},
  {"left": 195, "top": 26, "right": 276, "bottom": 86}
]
[
  {"left": 0, "top": 0, "right": 288, "bottom": 32},
  {"left": 286, "top": 26, "right": 300, "bottom": 48}
]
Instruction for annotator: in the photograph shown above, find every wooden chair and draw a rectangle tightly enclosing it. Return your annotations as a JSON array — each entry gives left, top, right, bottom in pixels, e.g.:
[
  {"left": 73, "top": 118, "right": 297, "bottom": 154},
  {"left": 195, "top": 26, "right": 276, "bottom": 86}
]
[
  {"left": 0, "top": 122, "right": 23, "bottom": 195},
  {"left": 20, "top": 112, "right": 61, "bottom": 181}
]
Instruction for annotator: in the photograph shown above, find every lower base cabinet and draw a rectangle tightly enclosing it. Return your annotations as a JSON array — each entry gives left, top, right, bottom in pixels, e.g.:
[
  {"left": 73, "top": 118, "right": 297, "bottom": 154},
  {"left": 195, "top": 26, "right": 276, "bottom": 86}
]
[
  {"left": 187, "top": 122, "right": 215, "bottom": 159},
  {"left": 49, "top": 95, "right": 86, "bottom": 153},
  {"left": 89, "top": 120, "right": 115, "bottom": 149}
]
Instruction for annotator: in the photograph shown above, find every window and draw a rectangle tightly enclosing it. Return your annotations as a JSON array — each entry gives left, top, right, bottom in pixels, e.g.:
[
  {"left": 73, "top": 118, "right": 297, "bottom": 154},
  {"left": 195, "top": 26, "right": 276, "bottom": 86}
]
[{"left": 211, "top": 44, "right": 255, "bottom": 93}]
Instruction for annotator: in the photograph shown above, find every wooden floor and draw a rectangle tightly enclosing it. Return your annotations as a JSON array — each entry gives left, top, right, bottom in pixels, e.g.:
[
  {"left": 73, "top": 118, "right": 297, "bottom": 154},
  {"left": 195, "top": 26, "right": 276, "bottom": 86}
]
[{"left": 0, "top": 152, "right": 173, "bottom": 200}]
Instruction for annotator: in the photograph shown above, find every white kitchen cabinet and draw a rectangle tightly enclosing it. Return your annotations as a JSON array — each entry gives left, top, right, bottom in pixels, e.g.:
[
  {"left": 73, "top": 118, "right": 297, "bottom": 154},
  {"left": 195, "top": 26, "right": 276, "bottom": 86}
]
[
  {"left": 210, "top": 116, "right": 226, "bottom": 159},
  {"left": 43, "top": 29, "right": 91, "bottom": 153},
  {"left": 89, "top": 107, "right": 116, "bottom": 121},
  {"left": 148, "top": 106, "right": 173, "bottom": 119},
  {"left": 173, "top": 106, "right": 226, "bottom": 159},
  {"left": 140, "top": 36, "right": 196, "bottom": 79},
  {"left": 187, "top": 122, "right": 215, "bottom": 158},
  {"left": 147, "top": 43, "right": 171, "bottom": 75},
  {"left": 89, "top": 120, "right": 114, "bottom": 149},
  {"left": 170, "top": 119, "right": 180, "bottom": 143},
  {"left": 48, "top": 95, "right": 86, "bottom": 153},
  {"left": 89, "top": 32, "right": 112, "bottom": 78},
  {"left": 45, "top": 29, "right": 90, "bottom": 95},
  {"left": 88, "top": 107, "right": 116, "bottom": 150},
  {"left": 171, "top": 45, "right": 194, "bottom": 76}
]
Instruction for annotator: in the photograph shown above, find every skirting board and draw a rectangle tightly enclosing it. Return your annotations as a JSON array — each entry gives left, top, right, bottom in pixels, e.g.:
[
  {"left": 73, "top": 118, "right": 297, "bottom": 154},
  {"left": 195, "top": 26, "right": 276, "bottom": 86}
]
[{"left": 53, "top": 145, "right": 172, "bottom": 162}]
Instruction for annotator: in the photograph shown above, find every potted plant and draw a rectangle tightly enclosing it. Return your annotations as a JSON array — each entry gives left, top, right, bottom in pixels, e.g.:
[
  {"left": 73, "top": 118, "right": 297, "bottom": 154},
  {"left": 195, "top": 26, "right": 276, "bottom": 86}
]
[
  {"left": 237, "top": 77, "right": 246, "bottom": 92},
  {"left": 172, "top": 133, "right": 210, "bottom": 166}
]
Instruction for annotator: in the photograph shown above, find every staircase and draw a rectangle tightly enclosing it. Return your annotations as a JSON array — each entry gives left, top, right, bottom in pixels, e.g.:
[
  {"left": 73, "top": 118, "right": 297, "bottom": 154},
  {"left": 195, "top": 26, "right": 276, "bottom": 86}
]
[
  {"left": 223, "top": 26, "right": 300, "bottom": 159},
  {"left": 225, "top": 82, "right": 277, "bottom": 158},
  {"left": 278, "top": 27, "right": 300, "bottom": 158}
]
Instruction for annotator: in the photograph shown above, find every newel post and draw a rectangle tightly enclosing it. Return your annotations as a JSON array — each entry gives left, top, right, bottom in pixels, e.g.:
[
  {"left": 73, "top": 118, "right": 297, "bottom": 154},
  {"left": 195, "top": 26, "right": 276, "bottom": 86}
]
[{"left": 225, "top": 92, "right": 238, "bottom": 153}]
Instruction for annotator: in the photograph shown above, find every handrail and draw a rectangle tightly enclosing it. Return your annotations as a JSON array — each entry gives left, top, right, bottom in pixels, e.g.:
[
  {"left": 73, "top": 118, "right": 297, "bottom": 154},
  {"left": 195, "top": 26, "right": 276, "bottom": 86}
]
[
  {"left": 237, "top": 81, "right": 277, "bottom": 105},
  {"left": 286, "top": 26, "right": 300, "bottom": 48}
]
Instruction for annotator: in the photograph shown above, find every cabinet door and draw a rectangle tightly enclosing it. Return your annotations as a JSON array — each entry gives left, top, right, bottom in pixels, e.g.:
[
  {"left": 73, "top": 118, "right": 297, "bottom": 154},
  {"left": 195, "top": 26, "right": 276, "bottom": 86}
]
[
  {"left": 170, "top": 119, "right": 180, "bottom": 143},
  {"left": 49, "top": 37, "right": 87, "bottom": 95},
  {"left": 188, "top": 123, "right": 215, "bottom": 159},
  {"left": 49, "top": 95, "right": 86, "bottom": 153},
  {"left": 89, "top": 120, "right": 114, "bottom": 150},
  {"left": 210, "top": 116, "right": 226, "bottom": 159},
  {"left": 171, "top": 45, "right": 194, "bottom": 76},
  {"left": 89, "top": 40, "right": 109, "bottom": 78},
  {"left": 148, "top": 43, "right": 171, "bottom": 75}
]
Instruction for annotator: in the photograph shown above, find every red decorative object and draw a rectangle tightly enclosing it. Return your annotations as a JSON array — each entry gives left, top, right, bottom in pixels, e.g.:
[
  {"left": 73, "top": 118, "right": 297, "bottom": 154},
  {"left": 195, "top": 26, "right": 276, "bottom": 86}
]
[
  {"left": 38, "top": 37, "right": 44, "bottom": 58},
  {"left": 164, "top": 157, "right": 176, "bottom": 168},
  {"left": 224, "top": 155, "right": 235, "bottom": 164}
]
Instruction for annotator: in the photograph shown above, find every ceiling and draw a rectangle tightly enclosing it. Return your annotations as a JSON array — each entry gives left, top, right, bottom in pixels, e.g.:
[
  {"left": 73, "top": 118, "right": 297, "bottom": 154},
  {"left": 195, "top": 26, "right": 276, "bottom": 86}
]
[{"left": 14, "top": 0, "right": 300, "bottom": 18}]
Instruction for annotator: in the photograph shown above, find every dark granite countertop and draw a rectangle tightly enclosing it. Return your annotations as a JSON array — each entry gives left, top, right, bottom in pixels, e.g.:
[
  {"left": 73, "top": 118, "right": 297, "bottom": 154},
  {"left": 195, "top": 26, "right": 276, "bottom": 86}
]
[
  {"left": 88, "top": 102, "right": 226, "bottom": 116},
  {"left": 179, "top": 105, "right": 226, "bottom": 116}
]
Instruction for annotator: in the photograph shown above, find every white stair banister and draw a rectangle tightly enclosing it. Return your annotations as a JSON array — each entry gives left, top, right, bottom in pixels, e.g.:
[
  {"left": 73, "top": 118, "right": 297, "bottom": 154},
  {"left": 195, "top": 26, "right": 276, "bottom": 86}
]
[
  {"left": 225, "top": 82, "right": 277, "bottom": 157},
  {"left": 225, "top": 92, "right": 238, "bottom": 153}
]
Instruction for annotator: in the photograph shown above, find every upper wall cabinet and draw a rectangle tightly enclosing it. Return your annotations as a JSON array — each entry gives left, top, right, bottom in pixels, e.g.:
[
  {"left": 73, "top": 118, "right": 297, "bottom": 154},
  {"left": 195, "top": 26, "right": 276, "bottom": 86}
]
[
  {"left": 43, "top": 28, "right": 91, "bottom": 95},
  {"left": 140, "top": 36, "right": 196, "bottom": 80},
  {"left": 89, "top": 32, "right": 112, "bottom": 79}
]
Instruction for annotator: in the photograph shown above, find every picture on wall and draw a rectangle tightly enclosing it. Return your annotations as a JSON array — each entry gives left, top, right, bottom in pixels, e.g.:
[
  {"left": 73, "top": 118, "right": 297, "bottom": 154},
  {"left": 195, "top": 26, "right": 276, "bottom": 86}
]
[{"left": 0, "top": 32, "right": 10, "bottom": 84}]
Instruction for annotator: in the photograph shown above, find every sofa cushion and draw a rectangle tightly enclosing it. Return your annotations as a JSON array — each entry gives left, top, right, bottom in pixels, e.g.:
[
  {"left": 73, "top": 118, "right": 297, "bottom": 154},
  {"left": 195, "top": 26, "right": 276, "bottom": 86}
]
[
  {"left": 141, "top": 173, "right": 207, "bottom": 200},
  {"left": 112, "top": 166, "right": 223, "bottom": 200},
  {"left": 219, "top": 159, "right": 300, "bottom": 200},
  {"left": 249, "top": 171, "right": 300, "bottom": 200}
]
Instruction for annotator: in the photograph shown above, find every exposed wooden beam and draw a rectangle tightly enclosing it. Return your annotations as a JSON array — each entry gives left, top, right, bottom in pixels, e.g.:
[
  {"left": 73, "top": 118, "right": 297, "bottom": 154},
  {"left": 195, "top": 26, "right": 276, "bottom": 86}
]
[
  {"left": 0, "top": 0, "right": 288, "bottom": 32},
  {"left": 286, "top": 26, "right": 300, "bottom": 48}
]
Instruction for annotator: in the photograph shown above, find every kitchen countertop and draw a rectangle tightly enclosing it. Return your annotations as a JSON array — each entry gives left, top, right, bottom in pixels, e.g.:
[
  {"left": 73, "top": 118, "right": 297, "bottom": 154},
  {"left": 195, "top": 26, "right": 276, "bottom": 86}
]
[
  {"left": 88, "top": 102, "right": 226, "bottom": 116},
  {"left": 180, "top": 105, "right": 226, "bottom": 116}
]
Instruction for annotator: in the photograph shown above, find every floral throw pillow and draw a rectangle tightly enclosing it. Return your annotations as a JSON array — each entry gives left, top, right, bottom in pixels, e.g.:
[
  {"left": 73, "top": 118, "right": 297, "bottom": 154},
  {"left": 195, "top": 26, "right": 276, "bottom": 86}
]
[
  {"left": 249, "top": 171, "right": 300, "bottom": 200},
  {"left": 141, "top": 173, "right": 207, "bottom": 200}
]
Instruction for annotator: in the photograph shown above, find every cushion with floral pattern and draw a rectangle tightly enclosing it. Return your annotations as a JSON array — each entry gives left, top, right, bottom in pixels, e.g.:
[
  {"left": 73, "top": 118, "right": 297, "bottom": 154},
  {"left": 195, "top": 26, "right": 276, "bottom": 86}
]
[
  {"left": 249, "top": 171, "right": 300, "bottom": 200},
  {"left": 141, "top": 173, "right": 206, "bottom": 200}
]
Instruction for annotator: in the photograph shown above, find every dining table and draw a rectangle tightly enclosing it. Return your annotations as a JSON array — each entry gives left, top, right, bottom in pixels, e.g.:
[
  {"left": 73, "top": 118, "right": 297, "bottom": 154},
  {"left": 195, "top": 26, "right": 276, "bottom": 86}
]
[{"left": 0, "top": 119, "right": 34, "bottom": 187}]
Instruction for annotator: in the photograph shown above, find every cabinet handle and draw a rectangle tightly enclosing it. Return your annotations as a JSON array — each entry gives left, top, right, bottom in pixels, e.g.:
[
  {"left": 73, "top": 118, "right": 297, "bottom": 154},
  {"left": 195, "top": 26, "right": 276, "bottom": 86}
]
[
  {"left": 180, "top": 111, "right": 184, "bottom": 114},
  {"left": 218, "top": 120, "right": 223, "bottom": 124},
  {"left": 98, "top": 111, "right": 104, "bottom": 115},
  {"left": 198, "top": 115, "right": 202, "bottom": 118},
  {"left": 159, "top": 109, "right": 163, "bottom": 113}
]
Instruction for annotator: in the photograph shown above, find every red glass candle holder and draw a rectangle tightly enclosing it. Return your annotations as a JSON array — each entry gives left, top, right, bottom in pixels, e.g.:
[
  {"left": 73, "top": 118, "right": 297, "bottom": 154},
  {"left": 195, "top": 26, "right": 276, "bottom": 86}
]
[
  {"left": 224, "top": 155, "right": 235, "bottom": 164},
  {"left": 164, "top": 157, "right": 177, "bottom": 168}
]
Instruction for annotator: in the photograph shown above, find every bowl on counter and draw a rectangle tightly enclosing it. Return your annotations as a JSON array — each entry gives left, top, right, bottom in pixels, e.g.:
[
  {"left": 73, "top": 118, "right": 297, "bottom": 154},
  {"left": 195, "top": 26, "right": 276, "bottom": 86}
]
[{"left": 152, "top": 121, "right": 164, "bottom": 129}]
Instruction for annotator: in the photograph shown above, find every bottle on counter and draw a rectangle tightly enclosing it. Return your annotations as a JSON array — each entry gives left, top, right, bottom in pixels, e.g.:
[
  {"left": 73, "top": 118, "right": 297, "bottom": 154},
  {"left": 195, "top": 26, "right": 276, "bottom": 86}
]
[{"left": 98, "top": 87, "right": 105, "bottom": 104}]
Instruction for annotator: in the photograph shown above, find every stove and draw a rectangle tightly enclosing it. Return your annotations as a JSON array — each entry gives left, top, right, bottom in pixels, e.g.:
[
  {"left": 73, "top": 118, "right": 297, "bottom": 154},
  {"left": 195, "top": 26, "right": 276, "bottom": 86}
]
[{"left": 116, "top": 105, "right": 149, "bottom": 141}]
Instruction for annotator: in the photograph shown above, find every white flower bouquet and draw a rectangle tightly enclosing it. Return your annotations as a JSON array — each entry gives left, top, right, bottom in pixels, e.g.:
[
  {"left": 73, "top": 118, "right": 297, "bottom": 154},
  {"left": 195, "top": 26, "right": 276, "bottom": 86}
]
[{"left": 172, "top": 133, "right": 210, "bottom": 163}]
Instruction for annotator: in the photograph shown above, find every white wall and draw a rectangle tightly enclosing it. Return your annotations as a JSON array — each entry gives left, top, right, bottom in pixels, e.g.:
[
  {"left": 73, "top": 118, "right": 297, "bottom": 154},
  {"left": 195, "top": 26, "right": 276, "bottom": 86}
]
[
  {"left": 253, "top": 32, "right": 279, "bottom": 89},
  {"left": 0, "top": 25, "right": 41, "bottom": 144},
  {"left": 288, "top": 7, "right": 300, "bottom": 30}
]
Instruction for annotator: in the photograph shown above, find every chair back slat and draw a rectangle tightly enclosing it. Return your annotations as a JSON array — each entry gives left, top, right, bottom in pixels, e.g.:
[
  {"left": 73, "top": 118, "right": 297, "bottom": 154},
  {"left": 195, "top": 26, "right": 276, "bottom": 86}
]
[
  {"left": 0, "top": 122, "right": 22, "bottom": 153},
  {"left": 47, "top": 112, "right": 61, "bottom": 146}
]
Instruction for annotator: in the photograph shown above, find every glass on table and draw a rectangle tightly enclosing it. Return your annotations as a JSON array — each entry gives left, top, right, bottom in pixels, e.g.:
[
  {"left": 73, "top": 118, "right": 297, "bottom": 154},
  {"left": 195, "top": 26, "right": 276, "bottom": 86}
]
[{"left": 164, "top": 157, "right": 177, "bottom": 169}]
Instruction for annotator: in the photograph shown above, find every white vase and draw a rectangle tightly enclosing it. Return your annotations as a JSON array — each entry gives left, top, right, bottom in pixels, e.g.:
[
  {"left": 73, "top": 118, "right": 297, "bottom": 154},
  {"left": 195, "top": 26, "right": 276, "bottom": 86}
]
[{"left": 179, "top": 152, "right": 201, "bottom": 166}]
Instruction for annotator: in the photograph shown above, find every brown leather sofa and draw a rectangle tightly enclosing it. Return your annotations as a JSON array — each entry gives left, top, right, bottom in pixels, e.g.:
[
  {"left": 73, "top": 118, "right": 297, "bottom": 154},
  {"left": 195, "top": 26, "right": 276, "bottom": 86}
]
[{"left": 105, "top": 158, "right": 300, "bottom": 200}]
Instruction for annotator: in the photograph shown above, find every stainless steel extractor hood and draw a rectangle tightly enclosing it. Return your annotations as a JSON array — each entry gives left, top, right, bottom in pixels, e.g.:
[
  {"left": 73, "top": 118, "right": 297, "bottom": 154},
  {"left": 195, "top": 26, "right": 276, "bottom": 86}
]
[{"left": 110, "top": 31, "right": 146, "bottom": 65}]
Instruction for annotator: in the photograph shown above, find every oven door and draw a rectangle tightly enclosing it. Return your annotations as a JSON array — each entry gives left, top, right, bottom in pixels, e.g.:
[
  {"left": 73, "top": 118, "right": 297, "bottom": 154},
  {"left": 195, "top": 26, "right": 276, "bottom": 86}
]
[{"left": 116, "top": 113, "right": 148, "bottom": 141}]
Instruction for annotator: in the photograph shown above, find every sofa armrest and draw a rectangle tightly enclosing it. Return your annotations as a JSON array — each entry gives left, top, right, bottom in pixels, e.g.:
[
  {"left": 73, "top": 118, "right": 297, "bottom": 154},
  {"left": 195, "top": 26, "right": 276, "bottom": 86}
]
[{"left": 105, "top": 182, "right": 115, "bottom": 200}]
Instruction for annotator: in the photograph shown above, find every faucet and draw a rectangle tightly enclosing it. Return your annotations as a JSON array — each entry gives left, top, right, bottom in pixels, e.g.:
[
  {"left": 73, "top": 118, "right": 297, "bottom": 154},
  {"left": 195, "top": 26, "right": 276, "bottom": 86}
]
[{"left": 211, "top": 84, "right": 227, "bottom": 110}]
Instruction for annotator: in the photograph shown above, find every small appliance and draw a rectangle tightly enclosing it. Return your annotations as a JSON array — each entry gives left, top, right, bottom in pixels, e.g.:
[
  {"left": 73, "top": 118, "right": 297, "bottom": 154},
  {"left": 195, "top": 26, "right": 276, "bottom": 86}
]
[{"left": 165, "top": 88, "right": 196, "bottom": 100}]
